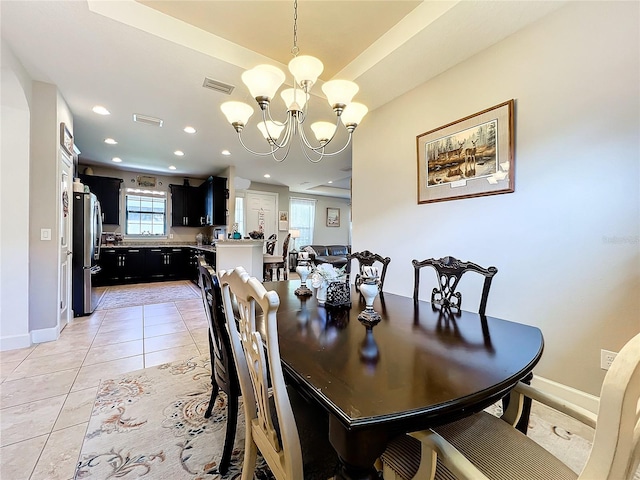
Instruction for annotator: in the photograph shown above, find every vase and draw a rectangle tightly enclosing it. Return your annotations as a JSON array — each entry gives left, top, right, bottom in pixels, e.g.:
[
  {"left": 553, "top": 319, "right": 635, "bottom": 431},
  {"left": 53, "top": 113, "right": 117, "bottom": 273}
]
[
  {"left": 295, "top": 263, "right": 313, "bottom": 297},
  {"left": 358, "top": 277, "right": 381, "bottom": 324}
]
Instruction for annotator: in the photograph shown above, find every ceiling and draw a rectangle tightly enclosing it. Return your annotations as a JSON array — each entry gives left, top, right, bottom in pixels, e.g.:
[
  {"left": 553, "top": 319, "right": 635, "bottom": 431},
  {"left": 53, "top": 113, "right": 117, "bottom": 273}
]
[{"left": 1, "top": 0, "right": 565, "bottom": 198}]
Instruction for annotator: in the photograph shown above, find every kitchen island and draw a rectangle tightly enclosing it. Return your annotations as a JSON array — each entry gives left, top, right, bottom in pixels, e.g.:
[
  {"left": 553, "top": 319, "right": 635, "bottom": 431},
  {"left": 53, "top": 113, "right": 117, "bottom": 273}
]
[{"left": 215, "top": 239, "right": 265, "bottom": 280}]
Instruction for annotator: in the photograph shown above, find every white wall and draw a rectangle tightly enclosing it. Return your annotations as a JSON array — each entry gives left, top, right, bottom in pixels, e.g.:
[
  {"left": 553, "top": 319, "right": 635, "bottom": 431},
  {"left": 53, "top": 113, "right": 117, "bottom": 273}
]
[
  {"left": 352, "top": 2, "right": 639, "bottom": 396},
  {"left": 0, "top": 44, "right": 32, "bottom": 350}
]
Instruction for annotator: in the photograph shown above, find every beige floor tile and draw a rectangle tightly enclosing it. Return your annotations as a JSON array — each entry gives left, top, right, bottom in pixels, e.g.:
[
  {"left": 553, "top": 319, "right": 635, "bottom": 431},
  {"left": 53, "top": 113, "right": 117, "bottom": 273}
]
[
  {"left": 143, "top": 303, "right": 180, "bottom": 316},
  {"left": 84, "top": 339, "right": 143, "bottom": 366},
  {"left": 175, "top": 299, "right": 204, "bottom": 311},
  {"left": 54, "top": 386, "right": 98, "bottom": 431},
  {"left": 143, "top": 321, "right": 188, "bottom": 338},
  {"left": 28, "top": 336, "right": 93, "bottom": 359},
  {"left": 0, "top": 346, "right": 36, "bottom": 364},
  {"left": 102, "top": 306, "right": 143, "bottom": 320},
  {"left": 0, "top": 434, "right": 48, "bottom": 480},
  {"left": 144, "top": 331, "right": 197, "bottom": 353},
  {"left": 144, "top": 344, "right": 200, "bottom": 368},
  {"left": 1, "top": 360, "right": 21, "bottom": 383},
  {"left": 91, "top": 327, "right": 144, "bottom": 346},
  {"left": 143, "top": 313, "right": 183, "bottom": 326},
  {"left": 71, "top": 355, "right": 144, "bottom": 392},
  {"left": 189, "top": 327, "right": 210, "bottom": 344},
  {"left": 31, "top": 422, "right": 87, "bottom": 480},
  {"left": 1, "top": 368, "right": 78, "bottom": 408},
  {"left": 6, "top": 350, "right": 87, "bottom": 381},
  {"left": 178, "top": 309, "right": 207, "bottom": 321},
  {"left": 96, "top": 318, "right": 143, "bottom": 334},
  {"left": 196, "top": 342, "right": 211, "bottom": 356},
  {"left": 0, "top": 394, "right": 66, "bottom": 447},
  {"left": 184, "top": 317, "right": 208, "bottom": 330}
]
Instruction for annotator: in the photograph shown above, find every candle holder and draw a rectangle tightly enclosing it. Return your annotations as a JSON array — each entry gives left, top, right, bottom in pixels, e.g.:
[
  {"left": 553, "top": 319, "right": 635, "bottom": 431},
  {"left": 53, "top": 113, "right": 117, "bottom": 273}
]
[
  {"left": 295, "top": 258, "right": 313, "bottom": 297},
  {"left": 357, "top": 276, "right": 381, "bottom": 324}
]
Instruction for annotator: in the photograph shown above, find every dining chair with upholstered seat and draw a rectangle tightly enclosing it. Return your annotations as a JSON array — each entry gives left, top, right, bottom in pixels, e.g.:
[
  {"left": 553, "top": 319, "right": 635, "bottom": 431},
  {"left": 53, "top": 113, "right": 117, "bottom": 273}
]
[
  {"left": 265, "top": 233, "right": 277, "bottom": 255},
  {"left": 197, "top": 260, "right": 240, "bottom": 475},
  {"left": 264, "top": 233, "right": 291, "bottom": 282},
  {"left": 349, "top": 250, "right": 391, "bottom": 292},
  {"left": 380, "top": 331, "right": 640, "bottom": 480},
  {"left": 412, "top": 256, "right": 497, "bottom": 316},
  {"left": 218, "top": 266, "right": 339, "bottom": 480}
]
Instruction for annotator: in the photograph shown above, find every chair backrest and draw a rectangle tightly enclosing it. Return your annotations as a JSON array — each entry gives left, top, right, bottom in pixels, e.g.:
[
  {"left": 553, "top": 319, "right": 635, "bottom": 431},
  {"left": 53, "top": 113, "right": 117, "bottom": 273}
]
[
  {"left": 281, "top": 233, "right": 291, "bottom": 260},
  {"left": 198, "top": 260, "right": 238, "bottom": 396},
  {"left": 580, "top": 332, "right": 640, "bottom": 480},
  {"left": 412, "top": 256, "right": 497, "bottom": 315},
  {"left": 349, "top": 250, "right": 391, "bottom": 291},
  {"left": 266, "top": 234, "right": 277, "bottom": 255},
  {"left": 218, "top": 266, "right": 303, "bottom": 479}
]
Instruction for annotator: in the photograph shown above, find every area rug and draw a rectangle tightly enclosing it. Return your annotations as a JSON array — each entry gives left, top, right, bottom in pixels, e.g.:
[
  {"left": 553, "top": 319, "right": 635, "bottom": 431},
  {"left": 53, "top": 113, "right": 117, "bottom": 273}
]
[
  {"left": 96, "top": 281, "right": 200, "bottom": 310},
  {"left": 75, "top": 354, "right": 615, "bottom": 480},
  {"left": 75, "top": 355, "right": 273, "bottom": 479}
]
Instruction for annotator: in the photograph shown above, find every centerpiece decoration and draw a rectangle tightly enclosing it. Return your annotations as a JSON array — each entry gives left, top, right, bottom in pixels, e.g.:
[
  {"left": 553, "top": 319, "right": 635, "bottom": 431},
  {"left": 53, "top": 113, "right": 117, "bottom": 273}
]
[
  {"left": 295, "top": 252, "right": 313, "bottom": 297},
  {"left": 309, "top": 263, "right": 347, "bottom": 306},
  {"left": 357, "top": 266, "right": 382, "bottom": 361}
]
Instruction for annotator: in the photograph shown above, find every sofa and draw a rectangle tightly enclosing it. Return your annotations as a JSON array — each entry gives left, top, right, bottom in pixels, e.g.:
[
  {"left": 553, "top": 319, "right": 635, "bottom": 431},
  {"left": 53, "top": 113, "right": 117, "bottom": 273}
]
[{"left": 299, "top": 245, "right": 351, "bottom": 272}]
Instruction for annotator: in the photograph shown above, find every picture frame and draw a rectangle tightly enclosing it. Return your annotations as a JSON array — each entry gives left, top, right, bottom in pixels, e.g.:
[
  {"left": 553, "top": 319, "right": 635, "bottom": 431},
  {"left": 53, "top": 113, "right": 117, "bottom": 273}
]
[
  {"left": 279, "top": 211, "right": 289, "bottom": 231},
  {"left": 60, "top": 122, "right": 73, "bottom": 155},
  {"left": 326, "top": 207, "right": 340, "bottom": 227},
  {"left": 137, "top": 175, "right": 156, "bottom": 187},
  {"left": 417, "top": 99, "right": 514, "bottom": 204}
]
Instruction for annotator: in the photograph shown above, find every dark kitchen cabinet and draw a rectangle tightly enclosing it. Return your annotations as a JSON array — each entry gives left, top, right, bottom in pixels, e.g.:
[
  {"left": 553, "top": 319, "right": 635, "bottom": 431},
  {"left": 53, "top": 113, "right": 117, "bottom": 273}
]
[
  {"left": 169, "top": 184, "right": 204, "bottom": 227},
  {"left": 146, "top": 247, "right": 188, "bottom": 280},
  {"left": 96, "top": 248, "right": 144, "bottom": 284},
  {"left": 79, "top": 174, "right": 122, "bottom": 225},
  {"left": 200, "top": 176, "right": 227, "bottom": 226}
]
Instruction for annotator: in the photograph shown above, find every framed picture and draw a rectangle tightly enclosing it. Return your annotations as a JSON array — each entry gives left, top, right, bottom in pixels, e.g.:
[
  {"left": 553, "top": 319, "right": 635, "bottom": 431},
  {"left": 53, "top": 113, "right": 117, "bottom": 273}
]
[
  {"left": 60, "top": 122, "right": 73, "bottom": 155},
  {"left": 417, "top": 100, "right": 514, "bottom": 204},
  {"left": 279, "top": 211, "right": 289, "bottom": 231},
  {"left": 137, "top": 175, "right": 156, "bottom": 187},
  {"left": 326, "top": 207, "right": 340, "bottom": 227}
]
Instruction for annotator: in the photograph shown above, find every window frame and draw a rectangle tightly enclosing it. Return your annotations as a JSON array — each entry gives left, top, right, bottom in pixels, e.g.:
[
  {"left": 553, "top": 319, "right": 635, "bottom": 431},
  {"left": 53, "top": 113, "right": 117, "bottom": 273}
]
[{"left": 124, "top": 189, "right": 167, "bottom": 237}]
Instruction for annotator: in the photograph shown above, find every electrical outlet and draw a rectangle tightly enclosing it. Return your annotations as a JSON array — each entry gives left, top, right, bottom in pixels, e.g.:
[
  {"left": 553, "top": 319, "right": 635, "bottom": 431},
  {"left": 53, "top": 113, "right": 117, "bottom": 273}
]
[
  {"left": 169, "top": 234, "right": 174, "bottom": 239},
  {"left": 601, "top": 349, "right": 617, "bottom": 370}
]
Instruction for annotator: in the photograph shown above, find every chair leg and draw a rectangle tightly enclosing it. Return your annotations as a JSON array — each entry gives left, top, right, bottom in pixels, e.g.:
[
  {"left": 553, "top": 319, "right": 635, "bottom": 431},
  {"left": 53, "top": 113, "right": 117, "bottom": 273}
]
[
  {"left": 205, "top": 381, "right": 219, "bottom": 418},
  {"left": 219, "top": 393, "right": 239, "bottom": 475},
  {"left": 241, "top": 435, "right": 258, "bottom": 480}
]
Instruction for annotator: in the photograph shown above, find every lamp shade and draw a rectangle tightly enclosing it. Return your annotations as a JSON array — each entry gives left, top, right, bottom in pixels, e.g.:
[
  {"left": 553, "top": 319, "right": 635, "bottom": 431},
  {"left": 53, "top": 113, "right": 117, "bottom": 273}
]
[
  {"left": 322, "top": 79, "right": 359, "bottom": 108},
  {"left": 257, "top": 120, "right": 285, "bottom": 141},
  {"left": 310, "top": 121, "right": 337, "bottom": 142},
  {"left": 280, "top": 88, "right": 308, "bottom": 110},
  {"left": 289, "top": 229, "right": 301, "bottom": 239},
  {"left": 341, "top": 102, "right": 368, "bottom": 128},
  {"left": 241, "top": 64, "right": 286, "bottom": 100},
  {"left": 288, "top": 55, "right": 324, "bottom": 88},
  {"left": 220, "top": 101, "right": 254, "bottom": 126}
]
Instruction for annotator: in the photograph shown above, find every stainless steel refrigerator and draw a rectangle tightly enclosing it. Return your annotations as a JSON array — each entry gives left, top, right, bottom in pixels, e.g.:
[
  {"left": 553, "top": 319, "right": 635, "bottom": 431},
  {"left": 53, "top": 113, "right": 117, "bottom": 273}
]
[{"left": 72, "top": 192, "right": 103, "bottom": 316}]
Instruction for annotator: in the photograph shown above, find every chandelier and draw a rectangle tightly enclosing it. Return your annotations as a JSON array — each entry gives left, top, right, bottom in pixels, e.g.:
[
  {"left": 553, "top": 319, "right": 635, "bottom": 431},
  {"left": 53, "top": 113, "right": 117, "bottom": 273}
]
[{"left": 220, "top": 0, "right": 368, "bottom": 163}]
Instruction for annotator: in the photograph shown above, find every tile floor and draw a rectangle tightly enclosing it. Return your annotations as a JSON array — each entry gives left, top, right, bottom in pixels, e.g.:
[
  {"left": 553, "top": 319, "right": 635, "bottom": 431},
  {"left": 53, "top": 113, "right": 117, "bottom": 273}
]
[{"left": 0, "top": 295, "right": 210, "bottom": 480}]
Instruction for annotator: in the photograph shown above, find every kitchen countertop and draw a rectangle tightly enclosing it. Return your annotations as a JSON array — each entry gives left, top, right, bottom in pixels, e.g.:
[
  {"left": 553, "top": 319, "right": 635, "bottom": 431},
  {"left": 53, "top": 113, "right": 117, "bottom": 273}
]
[{"left": 102, "top": 244, "right": 217, "bottom": 252}]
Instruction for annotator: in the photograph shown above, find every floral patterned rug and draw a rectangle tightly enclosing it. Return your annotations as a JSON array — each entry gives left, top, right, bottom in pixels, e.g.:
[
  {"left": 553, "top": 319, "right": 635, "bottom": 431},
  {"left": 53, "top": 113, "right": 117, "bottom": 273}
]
[
  {"left": 96, "top": 281, "right": 200, "bottom": 310},
  {"left": 75, "top": 355, "right": 273, "bottom": 479}
]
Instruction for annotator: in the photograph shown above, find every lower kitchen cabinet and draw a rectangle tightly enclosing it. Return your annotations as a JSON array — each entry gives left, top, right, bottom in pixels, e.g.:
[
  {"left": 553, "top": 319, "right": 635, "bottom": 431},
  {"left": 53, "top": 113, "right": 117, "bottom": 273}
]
[{"left": 96, "top": 248, "right": 145, "bottom": 285}]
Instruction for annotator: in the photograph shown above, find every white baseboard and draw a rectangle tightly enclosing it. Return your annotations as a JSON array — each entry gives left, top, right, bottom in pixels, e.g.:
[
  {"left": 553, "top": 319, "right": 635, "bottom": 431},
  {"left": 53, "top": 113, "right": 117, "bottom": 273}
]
[
  {"left": 30, "top": 325, "right": 60, "bottom": 344},
  {"left": 531, "top": 375, "right": 600, "bottom": 414},
  {"left": 0, "top": 333, "right": 32, "bottom": 351}
]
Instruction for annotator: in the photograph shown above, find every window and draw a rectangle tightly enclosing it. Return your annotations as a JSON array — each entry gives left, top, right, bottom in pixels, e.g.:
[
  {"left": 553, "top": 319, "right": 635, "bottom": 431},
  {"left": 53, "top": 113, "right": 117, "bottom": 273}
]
[
  {"left": 235, "top": 196, "right": 245, "bottom": 237},
  {"left": 290, "top": 197, "right": 316, "bottom": 247},
  {"left": 125, "top": 189, "right": 166, "bottom": 236}
]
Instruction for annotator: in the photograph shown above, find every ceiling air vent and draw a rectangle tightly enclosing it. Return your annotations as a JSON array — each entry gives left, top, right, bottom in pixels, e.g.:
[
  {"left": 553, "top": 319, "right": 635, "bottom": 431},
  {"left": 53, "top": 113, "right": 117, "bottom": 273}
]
[
  {"left": 133, "top": 114, "right": 163, "bottom": 127},
  {"left": 203, "top": 77, "right": 235, "bottom": 95}
]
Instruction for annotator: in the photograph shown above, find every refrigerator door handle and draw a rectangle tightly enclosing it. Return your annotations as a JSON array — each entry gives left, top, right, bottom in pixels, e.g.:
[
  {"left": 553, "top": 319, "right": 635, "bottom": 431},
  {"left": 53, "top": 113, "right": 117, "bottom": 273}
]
[{"left": 94, "top": 200, "right": 103, "bottom": 260}]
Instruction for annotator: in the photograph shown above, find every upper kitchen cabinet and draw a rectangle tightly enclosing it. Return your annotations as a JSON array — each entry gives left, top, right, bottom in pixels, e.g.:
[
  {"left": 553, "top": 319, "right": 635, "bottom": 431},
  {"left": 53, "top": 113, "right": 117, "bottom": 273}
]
[
  {"left": 200, "top": 176, "right": 227, "bottom": 226},
  {"left": 169, "top": 184, "right": 204, "bottom": 227},
  {"left": 79, "top": 174, "right": 122, "bottom": 225}
]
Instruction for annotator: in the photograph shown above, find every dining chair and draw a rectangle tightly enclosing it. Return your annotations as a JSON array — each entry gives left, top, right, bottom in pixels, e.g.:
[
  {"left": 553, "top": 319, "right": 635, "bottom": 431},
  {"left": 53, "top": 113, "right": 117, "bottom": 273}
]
[
  {"left": 197, "top": 260, "right": 240, "bottom": 475},
  {"left": 349, "top": 250, "right": 391, "bottom": 292},
  {"left": 412, "top": 256, "right": 497, "bottom": 315},
  {"left": 265, "top": 233, "right": 277, "bottom": 255},
  {"left": 379, "top": 331, "right": 640, "bottom": 480},
  {"left": 218, "top": 266, "right": 338, "bottom": 480},
  {"left": 264, "top": 232, "right": 291, "bottom": 282}
]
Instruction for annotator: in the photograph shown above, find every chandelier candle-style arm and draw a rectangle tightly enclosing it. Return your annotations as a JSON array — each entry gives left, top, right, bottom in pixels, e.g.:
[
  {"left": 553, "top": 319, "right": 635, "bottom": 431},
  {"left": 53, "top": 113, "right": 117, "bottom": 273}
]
[{"left": 220, "top": 0, "right": 368, "bottom": 163}]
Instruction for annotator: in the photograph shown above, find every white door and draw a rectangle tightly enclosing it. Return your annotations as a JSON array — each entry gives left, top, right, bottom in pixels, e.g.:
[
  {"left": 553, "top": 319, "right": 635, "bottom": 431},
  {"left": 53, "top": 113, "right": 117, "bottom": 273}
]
[
  {"left": 58, "top": 149, "right": 73, "bottom": 331},
  {"left": 245, "top": 191, "right": 277, "bottom": 250}
]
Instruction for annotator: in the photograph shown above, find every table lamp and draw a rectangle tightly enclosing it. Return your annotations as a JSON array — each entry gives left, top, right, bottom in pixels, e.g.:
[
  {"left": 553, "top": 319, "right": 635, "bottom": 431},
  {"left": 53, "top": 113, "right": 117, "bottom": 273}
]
[{"left": 289, "top": 229, "right": 300, "bottom": 252}]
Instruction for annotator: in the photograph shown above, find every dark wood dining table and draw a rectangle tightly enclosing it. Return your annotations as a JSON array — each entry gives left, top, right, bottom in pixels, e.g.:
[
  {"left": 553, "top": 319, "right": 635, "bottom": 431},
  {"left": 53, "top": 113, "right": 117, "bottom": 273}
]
[{"left": 262, "top": 281, "right": 544, "bottom": 480}]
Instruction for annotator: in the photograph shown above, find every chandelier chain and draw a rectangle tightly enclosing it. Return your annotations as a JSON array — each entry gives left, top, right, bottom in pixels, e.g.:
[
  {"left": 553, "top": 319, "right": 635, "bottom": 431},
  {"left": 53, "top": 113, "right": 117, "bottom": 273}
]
[{"left": 291, "top": 0, "right": 299, "bottom": 57}]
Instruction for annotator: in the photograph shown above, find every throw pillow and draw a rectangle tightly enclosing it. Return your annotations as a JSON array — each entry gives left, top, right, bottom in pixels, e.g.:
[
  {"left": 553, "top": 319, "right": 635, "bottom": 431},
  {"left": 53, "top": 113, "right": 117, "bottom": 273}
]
[{"left": 303, "top": 246, "right": 317, "bottom": 256}]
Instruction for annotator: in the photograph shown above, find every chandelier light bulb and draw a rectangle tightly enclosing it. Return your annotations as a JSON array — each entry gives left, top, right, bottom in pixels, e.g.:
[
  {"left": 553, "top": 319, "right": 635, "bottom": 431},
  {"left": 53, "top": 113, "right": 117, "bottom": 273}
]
[
  {"left": 241, "top": 65, "right": 286, "bottom": 104},
  {"left": 310, "top": 121, "right": 337, "bottom": 143},
  {"left": 341, "top": 102, "right": 369, "bottom": 129},
  {"left": 257, "top": 120, "right": 285, "bottom": 141},
  {"left": 220, "top": 101, "right": 255, "bottom": 131},
  {"left": 280, "top": 88, "right": 308, "bottom": 110},
  {"left": 288, "top": 55, "right": 324, "bottom": 89},
  {"left": 322, "top": 79, "right": 359, "bottom": 110}
]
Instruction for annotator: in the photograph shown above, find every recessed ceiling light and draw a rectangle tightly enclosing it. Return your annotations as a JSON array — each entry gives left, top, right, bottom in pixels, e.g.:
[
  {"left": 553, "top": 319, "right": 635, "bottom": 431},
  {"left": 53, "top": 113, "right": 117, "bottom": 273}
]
[
  {"left": 92, "top": 105, "right": 110, "bottom": 115},
  {"left": 169, "top": 165, "right": 177, "bottom": 170},
  {"left": 174, "top": 150, "right": 184, "bottom": 156},
  {"left": 104, "top": 138, "right": 117, "bottom": 145},
  {"left": 112, "top": 157, "right": 122, "bottom": 163},
  {"left": 328, "top": 180, "right": 333, "bottom": 184},
  {"left": 183, "top": 126, "right": 196, "bottom": 134},
  {"left": 264, "top": 174, "right": 271, "bottom": 178},
  {"left": 221, "top": 150, "right": 231, "bottom": 156}
]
